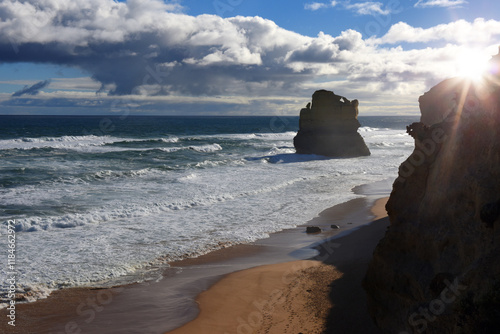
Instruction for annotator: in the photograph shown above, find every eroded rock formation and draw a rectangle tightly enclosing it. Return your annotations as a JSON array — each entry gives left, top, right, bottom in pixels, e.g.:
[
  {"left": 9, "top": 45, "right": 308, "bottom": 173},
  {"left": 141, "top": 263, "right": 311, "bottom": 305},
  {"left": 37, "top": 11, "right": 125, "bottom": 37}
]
[
  {"left": 364, "top": 52, "right": 500, "bottom": 333},
  {"left": 293, "top": 90, "right": 370, "bottom": 157}
]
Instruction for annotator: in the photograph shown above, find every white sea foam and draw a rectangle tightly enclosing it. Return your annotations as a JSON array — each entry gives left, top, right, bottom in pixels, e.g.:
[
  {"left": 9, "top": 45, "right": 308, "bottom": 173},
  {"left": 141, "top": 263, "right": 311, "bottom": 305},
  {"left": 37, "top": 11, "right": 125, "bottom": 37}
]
[
  {"left": 9, "top": 172, "right": 330, "bottom": 232},
  {"left": 158, "top": 147, "right": 182, "bottom": 153},
  {"left": 192, "top": 158, "right": 246, "bottom": 168},
  {"left": 0, "top": 132, "right": 293, "bottom": 155},
  {"left": 188, "top": 143, "right": 223, "bottom": 153},
  {"left": 185, "top": 131, "right": 296, "bottom": 141},
  {"left": 178, "top": 173, "right": 198, "bottom": 181},
  {"left": 0, "top": 135, "right": 180, "bottom": 151},
  {"left": 0, "top": 135, "right": 114, "bottom": 150},
  {"left": 152, "top": 137, "right": 179, "bottom": 143}
]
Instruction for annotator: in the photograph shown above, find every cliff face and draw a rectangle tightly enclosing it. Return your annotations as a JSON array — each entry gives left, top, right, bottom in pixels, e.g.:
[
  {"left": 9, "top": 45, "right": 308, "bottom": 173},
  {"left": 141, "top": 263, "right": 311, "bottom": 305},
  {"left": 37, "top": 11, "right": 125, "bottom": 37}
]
[
  {"left": 293, "top": 90, "right": 370, "bottom": 157},
  {"left": 364, "top": 75, "right": 500, "bottom": 333}
]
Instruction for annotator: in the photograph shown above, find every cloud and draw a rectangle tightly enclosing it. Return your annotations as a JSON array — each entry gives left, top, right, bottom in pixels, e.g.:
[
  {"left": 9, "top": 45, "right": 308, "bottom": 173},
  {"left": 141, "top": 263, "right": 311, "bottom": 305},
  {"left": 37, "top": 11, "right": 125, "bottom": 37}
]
[
  {"left": 12, "top": 80, "right": 51, "bottom": 97},
  {"left": 50, "top": 77, "right": 102, "bottom": 91},
  {"left": 0, "top": 0, "right": 312, "bottom": 97},
  {"left": 0, "top": 0, "right": 498, "bottom": 116},
  {"left": 304, "top": 1, "right": 338, "bottom": 10},
  {"left": 286, "top": 30, "right": 364, "bottom": 64},
  {"left": 345, "top": 2, "right": 391, "bottom": 15},
  {"left": 305, "top": 1, "right": 392, "bottom": 15},
  {"left": 414, "top": 0, "right": 467, "bottom": 8},
  {"left": 375, "top": 18, "right": 500, "bottom": 45}
]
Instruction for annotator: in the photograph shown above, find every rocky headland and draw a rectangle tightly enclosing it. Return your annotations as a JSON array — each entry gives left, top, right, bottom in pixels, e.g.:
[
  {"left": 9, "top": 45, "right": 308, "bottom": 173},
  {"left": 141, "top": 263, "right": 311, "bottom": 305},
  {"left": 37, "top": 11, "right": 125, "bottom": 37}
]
[
  {"left": 293, "top": 89, "right": 370, "bottom": 157},
  {"left": 364, "top": 52, "right": 500, "bottom": 333}
]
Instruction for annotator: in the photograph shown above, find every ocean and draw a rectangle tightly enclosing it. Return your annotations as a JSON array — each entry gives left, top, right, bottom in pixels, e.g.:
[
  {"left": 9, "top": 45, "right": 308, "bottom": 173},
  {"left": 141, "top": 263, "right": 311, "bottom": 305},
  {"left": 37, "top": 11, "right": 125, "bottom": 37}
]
[{"left": 0, "top": 115, "right": 418, "bottom": 305}]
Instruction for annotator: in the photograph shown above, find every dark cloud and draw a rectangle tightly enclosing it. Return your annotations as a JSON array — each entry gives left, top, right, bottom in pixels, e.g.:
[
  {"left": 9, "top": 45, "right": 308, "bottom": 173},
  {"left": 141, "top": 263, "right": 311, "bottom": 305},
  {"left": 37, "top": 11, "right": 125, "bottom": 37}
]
[
  {"left": 0, "top": 0, "right": 341, "bottom": 97},
  {"left": 287, "top": 43, "right": 339, "bottom": 63},
  {"left": 12, "top": 80, "right": 51, "bottom": 97}
]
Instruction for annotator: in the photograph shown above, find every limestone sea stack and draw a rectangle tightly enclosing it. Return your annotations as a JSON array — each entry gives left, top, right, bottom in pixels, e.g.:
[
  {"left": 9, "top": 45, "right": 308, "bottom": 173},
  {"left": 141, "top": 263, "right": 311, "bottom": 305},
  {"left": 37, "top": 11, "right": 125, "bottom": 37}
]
[
  {"left": 293, "top": 90, "right": 370, "bottom": 157},
  {"left": 364, "top": 51, "right": 500, "bottom": 333}
]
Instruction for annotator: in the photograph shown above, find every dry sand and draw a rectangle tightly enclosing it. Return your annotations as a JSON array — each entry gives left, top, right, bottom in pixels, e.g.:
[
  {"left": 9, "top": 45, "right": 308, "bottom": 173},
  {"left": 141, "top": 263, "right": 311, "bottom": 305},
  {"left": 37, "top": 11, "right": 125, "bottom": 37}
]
[
  {"left": 371, "top": 197, "right": 389, "bottom": 220},
  {"left": 167, "top": 260, "right": 341, "bottom": 334}
]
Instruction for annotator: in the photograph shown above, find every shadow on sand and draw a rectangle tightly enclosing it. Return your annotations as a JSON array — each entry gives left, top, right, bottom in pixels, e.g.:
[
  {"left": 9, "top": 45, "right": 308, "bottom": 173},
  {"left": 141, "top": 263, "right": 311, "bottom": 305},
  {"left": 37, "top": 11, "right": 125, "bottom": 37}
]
[{"left": 311, "top": 217, "right": 389, "bottom": 334}]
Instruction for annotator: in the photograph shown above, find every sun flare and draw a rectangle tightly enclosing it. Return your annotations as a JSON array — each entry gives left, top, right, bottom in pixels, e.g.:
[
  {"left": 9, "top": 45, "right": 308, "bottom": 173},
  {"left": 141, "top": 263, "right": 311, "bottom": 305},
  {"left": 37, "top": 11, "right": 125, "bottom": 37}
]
[{"left": 456, "top": 51, "right": 490, "bottom": 82}]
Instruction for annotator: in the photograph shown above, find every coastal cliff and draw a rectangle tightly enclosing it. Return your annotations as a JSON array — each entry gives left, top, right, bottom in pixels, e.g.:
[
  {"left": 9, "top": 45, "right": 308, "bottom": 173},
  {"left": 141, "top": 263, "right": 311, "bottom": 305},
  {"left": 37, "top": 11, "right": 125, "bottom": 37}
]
[
  {"left": 364, "top": 65, "right": 500, "bottom": 332},
  {"left": 293, "top": 90, "right": 370, "bottom": 157}
]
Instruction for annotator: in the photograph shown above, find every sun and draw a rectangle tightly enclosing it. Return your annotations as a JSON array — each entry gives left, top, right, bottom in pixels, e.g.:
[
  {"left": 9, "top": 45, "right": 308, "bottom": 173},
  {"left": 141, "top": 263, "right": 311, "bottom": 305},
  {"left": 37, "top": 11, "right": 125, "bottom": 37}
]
[{"left": 456, "top": 51, "right": 490, "bottom": 82}]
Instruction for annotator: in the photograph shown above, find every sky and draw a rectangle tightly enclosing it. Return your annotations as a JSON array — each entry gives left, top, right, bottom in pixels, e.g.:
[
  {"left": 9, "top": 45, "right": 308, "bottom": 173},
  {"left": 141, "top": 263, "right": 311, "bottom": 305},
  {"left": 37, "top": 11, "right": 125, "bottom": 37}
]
[{"left": 0, "top": 0, "right": 499, "bottom": 116}]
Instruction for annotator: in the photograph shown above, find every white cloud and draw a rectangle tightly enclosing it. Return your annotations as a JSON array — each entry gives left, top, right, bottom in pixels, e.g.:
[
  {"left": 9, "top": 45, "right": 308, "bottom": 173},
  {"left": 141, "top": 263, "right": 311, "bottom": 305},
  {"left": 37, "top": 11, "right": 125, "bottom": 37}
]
[
  {"left": 304, "top": 1, "right": 337, "bottom": 10},
  {"left": 305, "top": 2, "right": 328, "bottom": 10},
  {"left": 305, "top": 1, "right": 393, "bottom": 16},
  {"left": 375, "top": 18, "right": 500, "bottom": 45},
  {"left": 345, "top": 2, "right": 391, "bottom": 15},
  {"left": 415, "top": 0, "right": 467, "bottom": 8}
]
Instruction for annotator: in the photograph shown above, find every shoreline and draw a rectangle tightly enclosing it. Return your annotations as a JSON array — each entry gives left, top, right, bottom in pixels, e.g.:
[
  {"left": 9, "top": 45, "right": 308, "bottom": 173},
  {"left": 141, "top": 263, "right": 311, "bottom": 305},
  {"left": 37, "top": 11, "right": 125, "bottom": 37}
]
[{"left": 1, "top": 181, "right": 391, "bottom": 334}]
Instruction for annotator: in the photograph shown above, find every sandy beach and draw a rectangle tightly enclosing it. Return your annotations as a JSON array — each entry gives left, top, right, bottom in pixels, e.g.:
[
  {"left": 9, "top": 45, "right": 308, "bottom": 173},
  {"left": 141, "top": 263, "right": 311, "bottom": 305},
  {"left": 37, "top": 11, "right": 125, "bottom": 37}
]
[
  {"left": 1, "top": 188, "right": 389, "bottom": 334},
  {"left": 167, "top": 197, "right": 388, "bottom": 334},
  {"left": 168, "top": 260, "right": 341, "bottom": 334}
]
